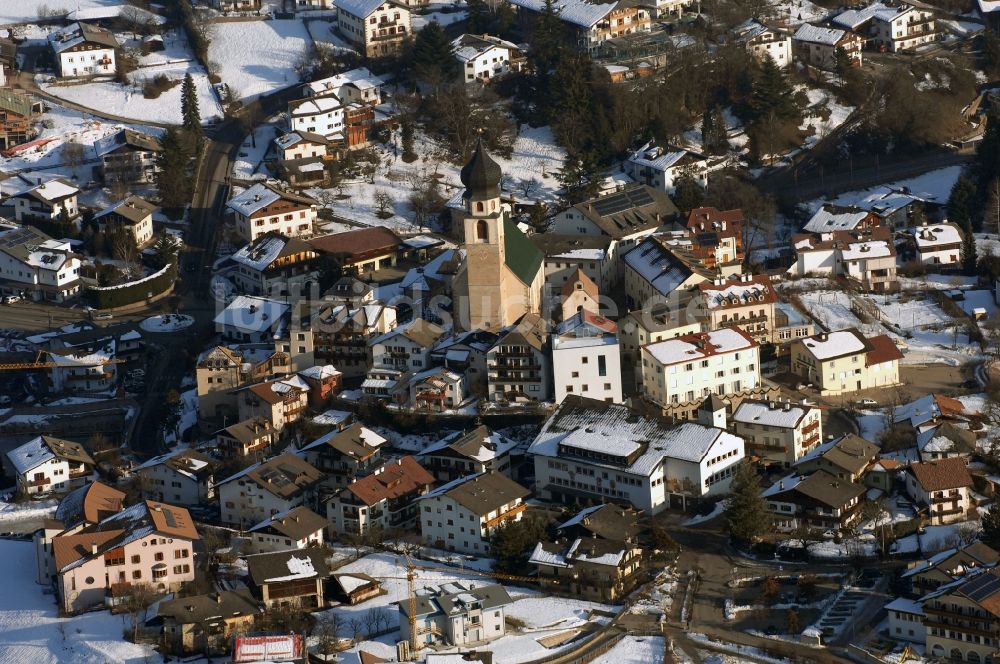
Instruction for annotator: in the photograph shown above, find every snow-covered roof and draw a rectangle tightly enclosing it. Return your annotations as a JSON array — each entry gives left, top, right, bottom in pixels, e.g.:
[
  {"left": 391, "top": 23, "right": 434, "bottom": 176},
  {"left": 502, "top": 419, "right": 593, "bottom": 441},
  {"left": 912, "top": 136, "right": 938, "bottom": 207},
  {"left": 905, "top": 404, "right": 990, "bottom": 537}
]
[
  {"left": 626, "top": 140, "right": 698, "bottom": 172},
  {"left": 48, "top": 22, "right": 119, "bottom": 53},
  {"left": 913, "top": 223, "right": 962, "bottom": 250},
  {"left": 793, "top": 23, "right": 849, "bottom": 46},
  {"left": 833, "top": 2, "right": 910, "bottom": 29},
  {"left": 213, "top": 295, "right": 289, "bottom": 334},
  {"left": 300, "top": 364, "right": 341, "bottom": 380},
  {"left": 13, "top": 178, "right": 78, "bottom": 203},
  {"left": 230, "top": 235, "right": 287, "bottom": 271},
  {"left": 799, "top": 329, "right": 867, "bottom": 360},
  {"left": 306, "top": 67, "right": 382, "bottom": 94},
  {"left": 623, "top": 238, "right": 693, "bottom": 298},
  {"left": 643, "top": 327, "right": 754, "bottom": 366},
  {"left": 508, "top": 0, "right": 618, "bottom": 28},
  {"left": 761, "top": 473, "right": 806, "bottom": 498},
  {"left": 6, "top": 436, "right": 56, "bottom": 475},
  {"left": 841, "top": 239, "right": 892, "bottom": 261},
  {"left": 732, "top": 400, "right": 811, "bottom": 429},
  {"left": 884, "top": 596, "right": 924, "bottom": 615},
  {"left": 529, "top": 396, "right": 742, "bottom": 476},
  {"left": 335, "top": 0, "right": 401, "bottom": 18},
  {"left": 803, "top": 206, "right": 870, "bottom": 233},
  {"left": 289, "top": 94, "right": 342, "bottom": 117}
]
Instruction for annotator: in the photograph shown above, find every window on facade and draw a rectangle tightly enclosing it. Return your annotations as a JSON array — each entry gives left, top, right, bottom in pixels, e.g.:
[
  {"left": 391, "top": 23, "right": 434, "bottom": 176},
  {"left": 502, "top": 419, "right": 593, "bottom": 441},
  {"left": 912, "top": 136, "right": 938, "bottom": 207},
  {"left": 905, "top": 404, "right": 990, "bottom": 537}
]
[{"left": 476, "top": 218, "right": 488, "bottom": 238}]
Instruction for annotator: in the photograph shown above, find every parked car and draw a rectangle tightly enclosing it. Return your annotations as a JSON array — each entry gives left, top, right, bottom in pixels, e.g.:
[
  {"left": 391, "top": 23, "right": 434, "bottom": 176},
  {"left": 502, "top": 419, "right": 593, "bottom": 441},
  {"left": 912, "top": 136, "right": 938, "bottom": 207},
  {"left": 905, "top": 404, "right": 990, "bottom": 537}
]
[
  {"left": 91, "top": 311, "right": 113, "bottom": 321},
  {"left": 2, "top": 295, "right": 21, "bottom": 304},
  {"left": 856, "top": 398, "right": 878, "bottom": 408}
]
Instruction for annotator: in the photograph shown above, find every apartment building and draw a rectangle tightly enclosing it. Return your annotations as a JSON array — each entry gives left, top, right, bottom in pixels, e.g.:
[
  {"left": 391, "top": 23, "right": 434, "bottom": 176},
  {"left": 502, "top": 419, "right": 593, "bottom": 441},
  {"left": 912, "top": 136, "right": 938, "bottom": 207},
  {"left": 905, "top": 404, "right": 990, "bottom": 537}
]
[
  {"left": 763, "top": 470, "right": 866, "bottom": 532},
  {"left": 640, "top": 327, "right": 761, "bottom": 419},
  {"left": 134, "top": 448, "right": 216, "bottom": 506},
  {"left": 216, "top": 453, "right": 325, "bottom": 527},
  {"left": 485, "top": 312, "right": 551, "bottom": 404},
  {"left": 452, "top": 33, "right": 523, "bottom": 84},
  {"left": 624, "top": 142, "right": 728, "bottom": 194},
  {"left": 326, "top": 456, "right": 434, "bottom": 536},
  {"left": 419, "top": 425, "right": 519, "bottom": 483},
  {"left": 298, "top": 422, "right": 385, "bottom": 488},
  {"left": 215, "top": 417, "right": 278, "bottom": 459},
  {"left": 335, "top": 0, "right": 412, "bottom": 57},
  {"left": 237, "top": 375, "right": 310, "bottom": 431},
  {"left": 419, "top": 472, "right": 531, "bottom": 554},
  {"left": 157, "top": 589, "right": 262, "bottom": 657},
  {"left": 923, "top": 570, "right": 1000, "bottom": 663},
  {"left": 696, "top": 274, "right": 777, "bottom": 345},
  {"left": 789, "top": 328, "right": 902, "bottom": 396},
  {"left": 552, "top": 310, "right": 623, "bottom": 404},
  {"left": 792, "top": 23, "right": 865, "bottom": 69},
  {"left": 794, "top": 434, "right": 878, "bottom": 483},
  {"left": 229, "top": 233, "right": 323, "bottom": 297},
  {"left": 508, "top": 0, "right": 652, "bottom": 53},
  {"left": 313, "top": 302, "right": 397, "bottom": 378},
  {"left": 529, "top": 396, "right": 745, "bottom": 512},
  {"left": 910, "top": 222, "right": 963, "bottom": 267},
  {"left": 833, "top": 1, "right": 937, "bottom": 52},
  {"left": 46, "top": 499, "right": 198, "bottom": 613},
  {"left": 94, "top": 128, "right": 161, "bottom": 184},
  {"left": 94, "top": 196, "right": 156, "bottom": 247},
  {"left": 905, "top": 457, "right": 974, "bottom": 525},
  {"left": 790, "top": 228, "right": 898, "bottom": 292},
  {"left": 226, "top": 183, "right": 319, "bottom": 243},
  {"left": 530, "top": 234, "right": 615, "bottom": 298},
  {"left": 196, "top": 345, "right": 290, "bottom": 419},
  {"left": 622, "top": 236, "right": 710, "bottom": 309},
  {"left": 6, "top": 436, "right": 94, "bottom": 497},
  {"left": 49, "top": 22, "right": 117, "bottom": 78},
  {"left": 246, "top": 505, "right": 327, "bottom": 553},
  {"left": 0, "top": 225, "right": 82, "bottom": 303},
  {"left": 733, "top": 19, "right": 792, "bottom": 67},
  {"left": 10, "top": 178, "right": 79, "bottom": 223},
  {"left": 731, "top": 399, "right": 823, "bottom": 468},
  {"left": 398, "top": 582, "right": 512, "bottom": 647},
  {"left": 530, "top": 537, "right": 643, "bottom": 603}
]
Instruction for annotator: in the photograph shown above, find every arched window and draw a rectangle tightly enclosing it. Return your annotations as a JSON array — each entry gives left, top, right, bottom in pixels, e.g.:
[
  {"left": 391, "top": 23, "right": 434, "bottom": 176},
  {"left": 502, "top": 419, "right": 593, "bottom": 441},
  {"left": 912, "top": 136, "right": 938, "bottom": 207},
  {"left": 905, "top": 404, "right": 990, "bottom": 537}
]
[
  {"left": 969, "top": 652, "right": 981, "bottom": 664},
  {"left": 475, "top": 201, "right": 484, "bottom": 213},
  {"left": 476, "top": 220, "right": 489, "bottom": 241}
]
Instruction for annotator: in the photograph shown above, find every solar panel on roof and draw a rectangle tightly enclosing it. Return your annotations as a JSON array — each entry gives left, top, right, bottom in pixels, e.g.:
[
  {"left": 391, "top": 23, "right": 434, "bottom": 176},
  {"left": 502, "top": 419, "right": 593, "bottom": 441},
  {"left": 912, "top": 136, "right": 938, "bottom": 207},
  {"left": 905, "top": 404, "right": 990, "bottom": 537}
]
[{"left": 963, "top": 573, "right": 1000, "bottom": 601}]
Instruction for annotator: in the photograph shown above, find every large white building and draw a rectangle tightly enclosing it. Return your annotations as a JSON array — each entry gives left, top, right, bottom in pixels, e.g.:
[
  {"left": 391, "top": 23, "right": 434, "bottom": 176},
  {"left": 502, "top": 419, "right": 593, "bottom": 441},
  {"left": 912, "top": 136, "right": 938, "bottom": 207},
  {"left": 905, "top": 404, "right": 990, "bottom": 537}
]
[
  {"left": 551, "top": 310, "right": 623, "bottom": 404},
  {"left": 452, "top": 34, "right": 521, "bottom": 84},
  {"left": 335, "top": 0, "right": 412, "bottom": 57},
  {"left": 529, "top": 396, "right": 745, "bottom": 512},
  {"left": 911, "top": 222, "right": 963, "bottom": 267},
  {"left": 10, "top": 178, "right": 79, "bottom": 223},
  {"left": 5, "top": 436, "right": 94, "bottom": 497},
  {"left": 134, "top": 447, "right": 216, "bottom": 506},
  {"left": 399, "top": 582, "right": 512, "bottom": 648},
  {"left": 731, "top": 399, "right": 823, "bottom": 468},
  {"left": 49, "top": 22, "right": 117, "bottom": 78},
  {"left": 640, "top": 327, "right": 760, "bottom": 419},
  {"left": 226, "top": 183, "right": 319, "bottom": 243},
  {"left": 418, "top": 472, "right": 530, "bottom": 554},
  {"left": 216, "top": 453, "right": 324, "bottom": 528},
  {"left": 288, "top": 95, "right": 344, "bottom": 140},
  {"left": 832, "top": 1, "right": 937, "bottom": 53},
  {"left": 0, "top": 225, "right": 82, "bottom": 302},
  {"left": 624, "top": 142, "right": 728, "bottom": 194},
  {"left": 733, "top": 19, "right": 792, "bottom": 68}
]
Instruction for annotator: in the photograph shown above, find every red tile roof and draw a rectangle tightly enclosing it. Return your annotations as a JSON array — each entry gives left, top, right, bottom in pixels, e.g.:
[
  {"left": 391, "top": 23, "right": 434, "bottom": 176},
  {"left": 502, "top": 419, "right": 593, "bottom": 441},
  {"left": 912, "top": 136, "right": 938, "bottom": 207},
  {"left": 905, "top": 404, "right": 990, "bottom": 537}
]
[
  {"left": 346, "top": 456, "right": 434, "bottom": 506},
  {"left": 909, "top": 457, "right": 973, "bottom": 492},
  {"left": 865, "top": 334, "right": 904, "bottom": 366}
]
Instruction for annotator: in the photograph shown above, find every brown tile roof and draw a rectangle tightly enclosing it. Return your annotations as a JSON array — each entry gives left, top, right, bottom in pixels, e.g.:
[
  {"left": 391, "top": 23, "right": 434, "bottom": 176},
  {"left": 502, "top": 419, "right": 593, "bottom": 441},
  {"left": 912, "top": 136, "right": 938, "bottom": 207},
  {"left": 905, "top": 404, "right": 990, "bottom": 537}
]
[
  {"left": 429, "top": 471, "right": 530, "bottom": 516},
  {"left": 560, "top": 267, "right": 599, "bottom": 301},
  {"left": 246, "top": 547, "right": 329, "bottom": 586},
  {"left": 686, "top": 206, "right": 744, "bottom": 230},
  {"left": 220, "top": 417, "right": 277, "bottom": 444},
  {"left": 230, "top": 453, "right": 325, "bottom": 500},
  {"left": 345, "top": 456, "right": 434, "bottom": 506},
  {"left": 56, "top": 480, "right": 125, "bottom": 527},
  {"left": 157, "top": 588, "right": 262, "bottom": 625},
  {"left": 53, "top": 529, "right": 124, "bottom": 571},
  {"left": 865, "top": 334, "right": 904, "bottom": 366},
  {"left": 309, "top": 227, "right": 402, "bottom": 262},
  {"left": 146, "top": 500, "right": 200, "bottom": 540},
  {"left": 910, "top": 457, "right": 973, "bottom": 492},
  {"left": 793, "top": 470, "right": 865, "bottom": 509},
  {"left": 248, "top": 505, "right": 327, "bottom": 540}
]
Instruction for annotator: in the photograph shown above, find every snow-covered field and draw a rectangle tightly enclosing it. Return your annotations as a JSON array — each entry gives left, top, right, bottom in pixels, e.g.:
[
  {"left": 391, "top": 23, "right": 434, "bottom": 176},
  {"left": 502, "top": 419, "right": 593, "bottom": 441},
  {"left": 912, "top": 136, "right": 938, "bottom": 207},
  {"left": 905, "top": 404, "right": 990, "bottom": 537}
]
[
  {"left": 305, "top": 19, "right": 358, "bottom": 53},
  {"left": 799, "top": 88, "right": 854, "bottom": 150},
  {"left": 0, "top": 497, "right": 57, "bottom": 524},
  {"left": 0, "top": 0, "right": 124, "bottom": 25},
  {"left": 307, "top": 125, "right": 566, "bottom": 232},
  {"left": 0, "top": 538, "right": 160, "bottom": 664},
  {"left": 39, "top": 65, "right": 222, "bottom": 125},
  {"left": 208, "top": 19, "right": 311, "bottom": 101},
  {"left": 805, "top": 165, "right": 963, "bottom": 215},
  {"left": 140, "top": 314, "right": 194, "bottom": 333},
  {"left": 591, "top": 636, "right": 665, "bottom": 664},
  {"left": 794, "top": 290, "right": 876, "bottom": 335},
  {"left": 319, "top": 552, "right": 617, "bottom": 663}
]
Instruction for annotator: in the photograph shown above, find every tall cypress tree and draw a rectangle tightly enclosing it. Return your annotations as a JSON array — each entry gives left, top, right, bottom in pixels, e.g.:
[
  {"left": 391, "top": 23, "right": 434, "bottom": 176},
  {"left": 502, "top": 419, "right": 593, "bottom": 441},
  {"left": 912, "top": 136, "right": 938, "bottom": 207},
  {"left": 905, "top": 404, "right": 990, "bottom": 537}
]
[
  {"left": 961, "top": 222, "right": 978, "bottom": 275},
  {"left": 180, "top": 73, "right": 203, "bottom": 145},
  {"left": 724, "top": 462, "right": 769, "bottom": 548},
  {"left": 156, "top": 127, "right": 193, "bottom": 209}
]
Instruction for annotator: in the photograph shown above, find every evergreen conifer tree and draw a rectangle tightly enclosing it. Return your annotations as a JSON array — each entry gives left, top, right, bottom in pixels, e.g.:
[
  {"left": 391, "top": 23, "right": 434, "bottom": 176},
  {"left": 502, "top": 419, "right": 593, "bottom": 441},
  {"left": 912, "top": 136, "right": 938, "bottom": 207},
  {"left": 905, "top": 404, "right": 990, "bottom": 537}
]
[
  {"left": 983, "top": 501, "right": 1000, "bottom": 550},
  {"left": 724, "top": 462, "right": 769, "bottom": 548},
  {"left": 948, "top": 174, "right": 979, "bottom": 231},
  {"left": 961, "top": 222, "right": 978, "bottom": 275},
  {"left": 156, "top": 127, "right": 193, "bottom": 210},
  {"left": 180, "top": 73, "right": 203, "bottom": 147}
]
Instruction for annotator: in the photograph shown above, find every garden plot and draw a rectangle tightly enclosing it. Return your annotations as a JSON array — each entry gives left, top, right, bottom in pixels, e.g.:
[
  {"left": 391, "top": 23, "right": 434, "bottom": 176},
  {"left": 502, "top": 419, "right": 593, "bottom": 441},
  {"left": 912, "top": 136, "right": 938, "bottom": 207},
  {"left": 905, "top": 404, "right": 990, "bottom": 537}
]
[
  {"left": 875, "top": 293, "right": 977, "bottom": 364},
  {"left": 794, "top": 290, "right": 879, "bottom": 335},
  {"left": 305, "top": 19, "right": 358, "bottom": 54},
  {"left": 208, "top": 19, "right": 312, "bottom": 101}
]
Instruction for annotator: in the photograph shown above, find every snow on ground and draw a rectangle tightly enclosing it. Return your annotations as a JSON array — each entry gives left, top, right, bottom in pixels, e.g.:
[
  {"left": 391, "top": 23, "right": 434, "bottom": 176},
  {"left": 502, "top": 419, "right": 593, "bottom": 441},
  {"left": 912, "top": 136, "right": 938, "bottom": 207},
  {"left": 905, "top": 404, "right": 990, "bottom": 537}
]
[
  {"left": 856, "top": 409, "right": 888, "bottom": 441},
  {"left": 0, "top": 0, "right": 124, "bottom": 25},
  {"left": 794, "top": 290, "right": 878, "bottom": 335},
  {"left": 0, "top": 538, "right": 161, "bottom": 664},
  {"left": 799, "top": 87, "right": 854, "bottom": 150},
  {"left": 139, "top": 314, "right": 194, "bottom": 333},
  {"left": 805, "top": 165, "right": 963, "bottom": 215},
  {"left": 232, "top": 123, "right": 280, "bottom": 181},
  {"left": 0, "top": 497, "right": 57, "bottom": 524},
  {"left": 39, "top": 66, "right": 222, "bottom": 124},
  {"left": 0, "top": 105, "right": 162, "bottom": 180},
  {"left": 684, "top": 500, "right": 726, "bottom": 525},
  {"left": 305, "top": 18, "right": 358, "bottom": 54},
  {"left": 504, "top": 596, "right": 615, "bottom": 629},
  {"left": 413, "top": 8, "right": 469, "bottom": 30},
  {"left": 590, "top": 636, "right": 665, "bottom": 664},
  {"left": 960, "top": 289, "right": 998, "bottom": 318},
  {"left": 208, "top": 19, "right": 311, "bottom": 101},
  {"left": 308, "top": 125, "right": 566, "bottom": 231},
  {"left": 769, "top": 0, "right": 826, "bottom": 24}
]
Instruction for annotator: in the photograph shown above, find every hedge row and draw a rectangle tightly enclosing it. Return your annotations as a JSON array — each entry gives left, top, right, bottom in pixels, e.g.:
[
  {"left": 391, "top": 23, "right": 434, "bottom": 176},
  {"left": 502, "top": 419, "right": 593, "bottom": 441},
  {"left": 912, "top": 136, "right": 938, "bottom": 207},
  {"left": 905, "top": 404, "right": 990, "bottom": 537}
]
[{"left": 84, "top": 261, "right": 177, "bottom": 309}]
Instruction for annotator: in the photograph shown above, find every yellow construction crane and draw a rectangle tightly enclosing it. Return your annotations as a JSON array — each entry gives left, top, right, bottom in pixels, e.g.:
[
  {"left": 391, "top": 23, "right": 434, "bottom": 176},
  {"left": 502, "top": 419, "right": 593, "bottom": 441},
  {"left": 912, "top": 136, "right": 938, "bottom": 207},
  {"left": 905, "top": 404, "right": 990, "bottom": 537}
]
[{"left": 0, "top": 351, "right": 126, "bottom": 371}]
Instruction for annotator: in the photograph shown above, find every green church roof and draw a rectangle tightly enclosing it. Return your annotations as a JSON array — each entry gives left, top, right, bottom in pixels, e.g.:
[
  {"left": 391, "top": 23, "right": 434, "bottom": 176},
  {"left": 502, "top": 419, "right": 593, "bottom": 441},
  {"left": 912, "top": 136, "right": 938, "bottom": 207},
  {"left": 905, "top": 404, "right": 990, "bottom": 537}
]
[{"left": 503, "top": 216, "right": 543, "bottom": 287}]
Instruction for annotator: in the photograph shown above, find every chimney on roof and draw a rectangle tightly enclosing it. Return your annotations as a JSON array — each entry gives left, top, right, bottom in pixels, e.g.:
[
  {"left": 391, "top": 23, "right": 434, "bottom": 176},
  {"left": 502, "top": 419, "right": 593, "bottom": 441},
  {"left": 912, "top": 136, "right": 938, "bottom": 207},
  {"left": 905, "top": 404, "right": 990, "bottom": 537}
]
[
  {"left": 783, "top": 402, "right": 790, "bottom": 411},
  {"left": 779, "top": 480, "right": 784, "bottom": 490},
  {"left": 91, "top": 541, "right": 98, "bottom": 555},
  {"left": 254, "top": 194, "right": 261, "bottom": 202}
]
